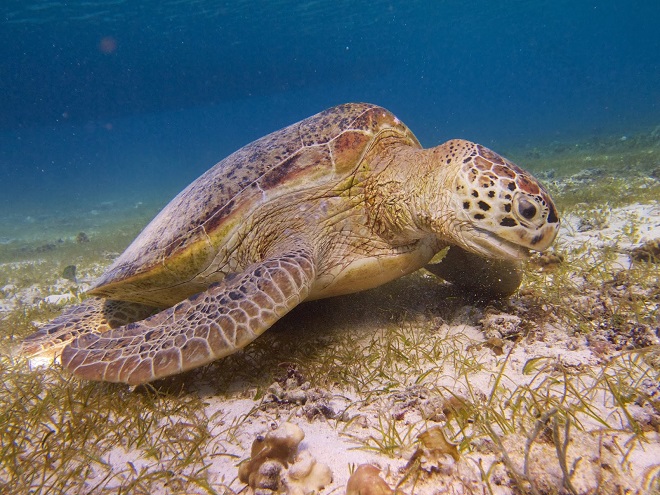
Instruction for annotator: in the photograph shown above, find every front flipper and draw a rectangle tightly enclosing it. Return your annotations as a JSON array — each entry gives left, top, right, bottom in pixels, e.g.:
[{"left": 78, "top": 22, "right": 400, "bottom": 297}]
[
  {"left": 61, "top": 248, "right": 316, "bottom": 385},
  {"left": 425, "top": 246, "right": 523, "bottom": 298},
  {"left": 21, "top": 298, "right": 158, "bottom": 359}
]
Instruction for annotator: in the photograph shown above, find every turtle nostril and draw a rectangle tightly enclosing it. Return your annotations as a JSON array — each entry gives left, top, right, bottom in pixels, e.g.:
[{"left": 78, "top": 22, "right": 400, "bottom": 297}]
[{"left": 518, "top": 198, "right": 537, "bottom": 220}]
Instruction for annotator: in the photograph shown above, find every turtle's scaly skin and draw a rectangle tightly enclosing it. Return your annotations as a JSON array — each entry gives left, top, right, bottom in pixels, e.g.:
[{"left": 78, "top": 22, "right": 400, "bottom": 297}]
[{"left": 22, "top": 103, "right": 559, "bottom": 385}]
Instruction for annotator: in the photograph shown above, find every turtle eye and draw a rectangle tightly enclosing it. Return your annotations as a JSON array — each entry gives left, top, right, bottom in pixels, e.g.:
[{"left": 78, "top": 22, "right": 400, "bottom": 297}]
[{"left": 517, "top": 198, "right": 537, "bottom": 220}]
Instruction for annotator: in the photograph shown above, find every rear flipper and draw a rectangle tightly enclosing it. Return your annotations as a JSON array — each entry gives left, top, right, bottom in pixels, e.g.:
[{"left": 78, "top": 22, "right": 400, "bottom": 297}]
[
  {"left": 21, "top": 298, "right": 159, "bottom": 359},
  {"left": 425, "top": 246, "right": 523, "bottom": 298}
]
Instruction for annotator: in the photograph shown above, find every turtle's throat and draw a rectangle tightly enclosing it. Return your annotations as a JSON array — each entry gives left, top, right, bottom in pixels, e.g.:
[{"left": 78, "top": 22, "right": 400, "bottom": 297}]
[
  {"left": 363, "top": 145, "right": 433, "bottom": 246},
  {"left": 408, "top": 150, "right": 459, "bottom": 239}
]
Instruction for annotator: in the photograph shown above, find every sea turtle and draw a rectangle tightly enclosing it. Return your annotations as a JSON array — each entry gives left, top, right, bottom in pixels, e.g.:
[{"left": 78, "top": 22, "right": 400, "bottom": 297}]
[{"left": 22, "top": 103, "right": 560, "bottom": 385}]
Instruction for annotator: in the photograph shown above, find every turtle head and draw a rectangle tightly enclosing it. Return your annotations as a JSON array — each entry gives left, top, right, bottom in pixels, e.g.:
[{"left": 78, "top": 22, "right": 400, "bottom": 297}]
[{"left": 430, "top": 140, "right": 560, "bottom": 260}]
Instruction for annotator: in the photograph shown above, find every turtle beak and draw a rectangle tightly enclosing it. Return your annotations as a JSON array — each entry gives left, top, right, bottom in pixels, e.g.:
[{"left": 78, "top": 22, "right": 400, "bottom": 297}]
[{"left": 466, "top": 228, "right": 532, "bottom": 260}]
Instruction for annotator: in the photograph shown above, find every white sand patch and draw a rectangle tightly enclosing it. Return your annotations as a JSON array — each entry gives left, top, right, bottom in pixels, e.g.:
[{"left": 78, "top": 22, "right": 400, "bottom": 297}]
[
  {"left": 560, "top": 202, "right": 660, "bottom": 268},
  {"left": 43, "top": 293, "right": 77, "bottom": 305}
]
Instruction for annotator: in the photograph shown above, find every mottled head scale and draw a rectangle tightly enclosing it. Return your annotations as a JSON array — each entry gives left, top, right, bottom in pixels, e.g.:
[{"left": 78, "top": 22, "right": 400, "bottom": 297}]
[{"left": 443, "top": 140, "right": 559, "bottom": 259}]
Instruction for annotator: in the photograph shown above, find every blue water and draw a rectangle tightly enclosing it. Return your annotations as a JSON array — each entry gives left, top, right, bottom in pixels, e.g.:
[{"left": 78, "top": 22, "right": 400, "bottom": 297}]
[{"left": 1, "top": 0, "right": 659, "bottom": 218}]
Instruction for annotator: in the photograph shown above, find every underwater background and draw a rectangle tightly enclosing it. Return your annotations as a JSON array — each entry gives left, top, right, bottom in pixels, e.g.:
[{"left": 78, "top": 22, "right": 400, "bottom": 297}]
[
  {"left": 1, "top": 3, "right": 660, "bottom": 493},
  {"left": 0, "top": 0, "right": 659, "bottom": 239}
]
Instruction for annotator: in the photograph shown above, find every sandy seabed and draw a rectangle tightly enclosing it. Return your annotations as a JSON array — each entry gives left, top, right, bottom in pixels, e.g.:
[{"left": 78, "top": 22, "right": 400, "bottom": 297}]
[{"left": 1, "top": 196, "right": 659, "bottom": 494}]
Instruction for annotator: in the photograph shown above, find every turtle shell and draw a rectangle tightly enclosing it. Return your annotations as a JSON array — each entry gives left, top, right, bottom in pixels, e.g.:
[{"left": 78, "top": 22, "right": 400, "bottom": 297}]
[{"left": 90, "top": 103, "right": 420, "bottom": 304}]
